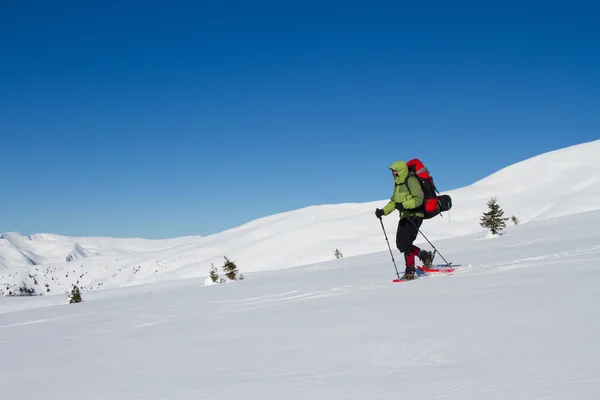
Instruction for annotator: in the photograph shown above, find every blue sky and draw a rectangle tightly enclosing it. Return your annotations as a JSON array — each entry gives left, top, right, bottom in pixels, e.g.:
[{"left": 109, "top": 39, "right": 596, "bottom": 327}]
[{"left": 1, "top": 0, "right": 599, "bottom": 239}]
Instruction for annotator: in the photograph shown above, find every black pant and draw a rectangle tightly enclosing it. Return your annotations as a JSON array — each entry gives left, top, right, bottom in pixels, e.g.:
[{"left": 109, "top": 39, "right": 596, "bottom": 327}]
[{"left": 395, "top": 216, "right": 422, "bottom": 254}]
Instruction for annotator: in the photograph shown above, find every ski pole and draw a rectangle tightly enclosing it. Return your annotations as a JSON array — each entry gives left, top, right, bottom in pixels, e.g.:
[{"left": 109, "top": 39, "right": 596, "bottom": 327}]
[
  {"left": 407, "top": 219, "right": 452, "bottom": 266},
  {"left": 378, "top": 217, "right": 401, "bottom": 279}
]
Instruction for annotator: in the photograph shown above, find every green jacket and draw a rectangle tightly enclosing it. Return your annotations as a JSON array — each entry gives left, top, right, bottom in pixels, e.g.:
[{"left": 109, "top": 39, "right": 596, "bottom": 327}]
[{"left": 382, "top": 160, "right": 425, "bottom": 218}]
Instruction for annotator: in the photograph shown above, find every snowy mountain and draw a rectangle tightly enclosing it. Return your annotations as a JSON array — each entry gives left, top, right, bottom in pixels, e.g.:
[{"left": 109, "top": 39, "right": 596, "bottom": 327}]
[
  {"left": 0, "top": 231, "right": 201, "bottom": 270},
  {"left": 1, "top": 139, "right": 599, "bottom": 296},
  {"left": 2, "top": 140, "right": 600, "bottom": 399},
  {"left": 2, "top": 205, "right": 599, "bottom": 399},
  {"left": 1, "top": 232, "right": 98, "bottom": 269}
]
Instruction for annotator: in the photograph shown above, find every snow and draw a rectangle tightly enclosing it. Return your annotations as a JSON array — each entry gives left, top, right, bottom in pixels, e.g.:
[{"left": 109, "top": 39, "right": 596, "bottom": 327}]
[
  {"left": 0, "top": 231, "right": 198, "bottom": 269},
  {"left": 1, "top": 139, "right": 600, "bottom": 398},
  {"left": 1, "top": 209, "right": 599, "bottom": 399},
  {"left": 1, "top": 139, "right": 599, "bottom": 296}
]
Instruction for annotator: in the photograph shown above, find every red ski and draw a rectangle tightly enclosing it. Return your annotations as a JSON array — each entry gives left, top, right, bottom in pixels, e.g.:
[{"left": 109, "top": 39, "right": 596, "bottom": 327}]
[
  {"left": 417, "top": 265, "right": 455, "bottom": 274},
  {"left": 392, "top": 264, "right": 457, "bottom": 282}
]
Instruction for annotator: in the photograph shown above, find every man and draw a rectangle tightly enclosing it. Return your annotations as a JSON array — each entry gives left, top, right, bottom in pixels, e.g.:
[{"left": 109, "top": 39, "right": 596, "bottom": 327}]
[{"left": 375, "top": 160, "right": 433, "bottom": 280}]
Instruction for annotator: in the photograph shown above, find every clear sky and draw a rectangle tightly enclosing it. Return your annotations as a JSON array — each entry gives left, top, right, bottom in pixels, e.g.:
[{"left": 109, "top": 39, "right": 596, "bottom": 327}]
[{"left": 2, "top": 0, "right": 599, "bottom": 239}]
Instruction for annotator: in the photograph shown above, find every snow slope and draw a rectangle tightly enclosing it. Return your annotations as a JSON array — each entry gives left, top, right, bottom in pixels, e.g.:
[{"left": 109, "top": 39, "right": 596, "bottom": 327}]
[
  {"left": 0, "top": 232, "right": 201, "bottom": 270},
  {"left": 1, "top": 209, "right": 599, "bottom": 399},
  {"left": 0, "top": 232, "right": 98, "bottom": 269},
  {"left": 1, "top": 139, "right": 599, "bottom": 295}
]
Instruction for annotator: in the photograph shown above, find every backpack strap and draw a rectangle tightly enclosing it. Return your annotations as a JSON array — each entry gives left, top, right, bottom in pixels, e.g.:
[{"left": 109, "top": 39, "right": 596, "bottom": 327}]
[
  {"left": 403, "top": 174, "right": 426, "bottom": 213},
  {"left": 403, "top": 173, "right": 416, "bottom": 194}
]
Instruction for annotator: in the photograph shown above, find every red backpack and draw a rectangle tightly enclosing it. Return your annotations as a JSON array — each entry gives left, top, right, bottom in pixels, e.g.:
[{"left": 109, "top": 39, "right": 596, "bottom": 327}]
[{"left": 406, "top": 159, "right": 452, "bottom": 219}]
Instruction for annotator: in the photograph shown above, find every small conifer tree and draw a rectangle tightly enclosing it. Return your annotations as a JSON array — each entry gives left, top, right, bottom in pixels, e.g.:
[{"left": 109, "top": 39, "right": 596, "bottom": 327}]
[
  {"left": 480, "top": 197, "right": 509, "bottom": 235},
  {"left": 209, "top": 264, "right": 220, "bottom": 283},
  {"left": 69, "top": 285, "right": 82, "bottom": 303},
  {"left": 222, "top": 256, "right": 239, "bottom": 281},
  {"left": 511, "top": 215, "right": 519, "bottom": 225}
]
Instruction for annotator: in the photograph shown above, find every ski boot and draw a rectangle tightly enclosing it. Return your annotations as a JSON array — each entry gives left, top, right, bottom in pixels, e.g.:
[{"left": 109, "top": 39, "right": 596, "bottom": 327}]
[
  {"left": 418, "top": 250, "right": 434, "bottom": 268},
  {"left": 401, "top": 267, "right": 417, "bottom": 281}
]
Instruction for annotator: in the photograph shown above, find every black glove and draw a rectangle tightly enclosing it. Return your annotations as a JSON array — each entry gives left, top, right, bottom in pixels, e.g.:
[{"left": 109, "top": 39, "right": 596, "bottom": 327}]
[
  {"left": 395, "top": 202, "right": 404, "bottom": 211},
  {"left": 375, "top": 208, "right": 384, "bottom": 219}
]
